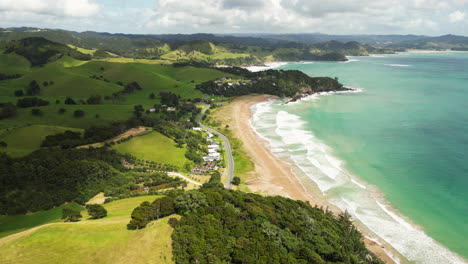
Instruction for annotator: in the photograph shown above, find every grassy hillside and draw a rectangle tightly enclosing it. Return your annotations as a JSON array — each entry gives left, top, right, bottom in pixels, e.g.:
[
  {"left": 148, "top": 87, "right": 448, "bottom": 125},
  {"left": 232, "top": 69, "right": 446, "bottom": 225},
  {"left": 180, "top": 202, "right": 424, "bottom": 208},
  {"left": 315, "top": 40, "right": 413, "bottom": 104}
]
[
  {"left": 0, "top": 203, "right": 83, "bottom": 238},
  {"left": 112, "top": 131, "right": 188, "bottom": 167},
  {"left": 0, "top": 48, "right": 233, "bottom": 130},
  {"left": 0, "top": 196, "right": 177, "bottom": 264},
  {"left": 0, "top": 53, "right": 31, "bottom": 75},
  {"left": 0, "top": 125, "right": 83, "bottom": 157}
]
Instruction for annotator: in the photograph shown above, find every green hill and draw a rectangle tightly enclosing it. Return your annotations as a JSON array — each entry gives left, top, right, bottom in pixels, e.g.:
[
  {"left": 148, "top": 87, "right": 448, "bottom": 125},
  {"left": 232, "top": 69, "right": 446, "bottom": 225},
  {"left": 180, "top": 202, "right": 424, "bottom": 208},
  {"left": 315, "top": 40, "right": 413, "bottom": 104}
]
[
  {"left": 1, "top": 37, "right": 91, "bottom": 66},
  {"left": 0, "top": 124, "right": 83, "bottom": 157},
  {"left": 0, "top": 196, "right": 176, "bottom": 264},
  {"left": 112, "top": 131, "right": 188, "bottom": 167}
]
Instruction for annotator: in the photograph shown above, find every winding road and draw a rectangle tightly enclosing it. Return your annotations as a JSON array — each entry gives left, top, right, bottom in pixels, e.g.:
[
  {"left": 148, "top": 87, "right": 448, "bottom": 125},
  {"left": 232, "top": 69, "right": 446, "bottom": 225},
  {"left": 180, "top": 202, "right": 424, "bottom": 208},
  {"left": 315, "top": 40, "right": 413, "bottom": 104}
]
[{"left": 196, "top": 105, "right": 234, "bottom": 189}]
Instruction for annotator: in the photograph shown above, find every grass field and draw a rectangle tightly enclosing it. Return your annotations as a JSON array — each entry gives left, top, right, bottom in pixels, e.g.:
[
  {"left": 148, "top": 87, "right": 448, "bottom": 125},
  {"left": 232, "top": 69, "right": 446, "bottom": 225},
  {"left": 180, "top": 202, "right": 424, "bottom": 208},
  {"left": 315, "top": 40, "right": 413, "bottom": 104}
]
[
  {"left": 112, "top": 131, "right": 188, "bottom": 167},
  {"left": 0, "top": 196, "right": 177, "bottom": 264},
  {"left": 0, "top": 125, "right": 83, "bottom": 157},
  {"left": 0, "top": 203, "right": 83, "bottom": 239}
]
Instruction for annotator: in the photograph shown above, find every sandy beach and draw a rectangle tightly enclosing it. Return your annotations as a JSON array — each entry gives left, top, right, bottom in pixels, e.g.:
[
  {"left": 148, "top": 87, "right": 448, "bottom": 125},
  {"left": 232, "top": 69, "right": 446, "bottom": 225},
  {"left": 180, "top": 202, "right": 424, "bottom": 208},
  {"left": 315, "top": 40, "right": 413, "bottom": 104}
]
[{"left": 215, "top": 94, "right": 399, "bottom": 264}]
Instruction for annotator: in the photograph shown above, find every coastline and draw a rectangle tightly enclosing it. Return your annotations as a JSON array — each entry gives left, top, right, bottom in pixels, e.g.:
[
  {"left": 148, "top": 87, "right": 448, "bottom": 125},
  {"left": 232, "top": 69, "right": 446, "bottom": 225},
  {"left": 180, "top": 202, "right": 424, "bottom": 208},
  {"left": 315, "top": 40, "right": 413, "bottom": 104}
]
[{"left": 221, "top": 94, "right": 399, "bottom": 264}]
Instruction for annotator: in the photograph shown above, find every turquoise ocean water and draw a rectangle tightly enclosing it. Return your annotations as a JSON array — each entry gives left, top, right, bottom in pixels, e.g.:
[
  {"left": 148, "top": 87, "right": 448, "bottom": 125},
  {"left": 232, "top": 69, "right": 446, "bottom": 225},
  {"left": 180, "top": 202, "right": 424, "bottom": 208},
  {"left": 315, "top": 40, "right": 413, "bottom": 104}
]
[{"left": 250, "top": 53, "right": 468, "bottom": 263}]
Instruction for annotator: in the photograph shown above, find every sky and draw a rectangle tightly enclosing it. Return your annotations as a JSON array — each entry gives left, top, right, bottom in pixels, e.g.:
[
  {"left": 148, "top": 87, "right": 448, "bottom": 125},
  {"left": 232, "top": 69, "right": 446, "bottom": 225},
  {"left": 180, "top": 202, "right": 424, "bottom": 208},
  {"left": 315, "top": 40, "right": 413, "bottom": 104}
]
[{"left": 0, "top": 0, "right": 467, "bottom": 36}]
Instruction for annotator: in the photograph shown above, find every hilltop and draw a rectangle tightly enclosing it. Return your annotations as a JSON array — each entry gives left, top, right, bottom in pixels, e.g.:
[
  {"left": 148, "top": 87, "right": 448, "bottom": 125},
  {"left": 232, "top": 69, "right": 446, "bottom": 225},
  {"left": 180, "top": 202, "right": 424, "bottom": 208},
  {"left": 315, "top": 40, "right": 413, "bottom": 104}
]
[
  {"left": 0, "top": 28, "right": 400, "bottom": 65},
  {"left": 1, "top": 37, "right": 91, "bottom": 66}
]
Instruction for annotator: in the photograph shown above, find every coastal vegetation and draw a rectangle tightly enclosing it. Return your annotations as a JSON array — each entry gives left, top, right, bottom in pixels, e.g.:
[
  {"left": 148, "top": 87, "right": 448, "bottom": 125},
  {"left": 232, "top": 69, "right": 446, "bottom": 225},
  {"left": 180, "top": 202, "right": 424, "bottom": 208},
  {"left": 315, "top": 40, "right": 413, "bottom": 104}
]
[
  {"left": 197, "top": 67, "right": 347, "bottom": 99},
  {"left": 124, "top": 183, "right": 384, "bottom": 264}
]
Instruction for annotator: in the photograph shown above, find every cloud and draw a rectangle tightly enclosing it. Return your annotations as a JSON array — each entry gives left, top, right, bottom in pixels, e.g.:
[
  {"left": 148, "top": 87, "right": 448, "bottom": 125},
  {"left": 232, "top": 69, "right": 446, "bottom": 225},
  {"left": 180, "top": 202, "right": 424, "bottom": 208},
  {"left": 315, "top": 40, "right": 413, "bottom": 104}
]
[
  {"left": 0, "top": 0, "right": 467, "bottom": 35},
  {"left": 0, "top": 0, "right": 99, "bottom": 17},
  {"left": 449, "top": 10, "right": 465, "bottom": 22}
]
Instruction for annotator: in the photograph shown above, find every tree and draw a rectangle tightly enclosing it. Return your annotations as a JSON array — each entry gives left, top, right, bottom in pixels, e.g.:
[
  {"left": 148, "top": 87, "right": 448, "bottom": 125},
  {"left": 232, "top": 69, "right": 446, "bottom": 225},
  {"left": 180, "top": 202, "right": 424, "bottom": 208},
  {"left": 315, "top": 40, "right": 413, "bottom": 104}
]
[
  {"left": 168, "top": 217, "right": 179, "bottom": 228},
  {"left": 65, "top": 97, "right": 77, "bottom": 105},
  {"left": 62, "top": 208, "right": 82, "bottom": 222},
  {"left": 127, "top": 201, "right": 151, "bottom": 230},
  {"left": 231, "top": 176, "right": 241, "bottom": 185},
  {"left": 0, "top": 141, "right": 7, "bottom": 148},
  {"left": 14, "top": 90, "right": 24, "bottom": 97},
  {"left": 26, "top": 80, "right": 40, "bottom": 95},
  {"left": 58, "top": 108, "right": 66, "bottom": 114},
  {"left": 149, "top": 93, "right": 155, "bottom": 99},
  {"left": 86, "top": 95, "right": 102, "bottom": 105},
  {"left": 74, "top": 110, "right": 85, "bottom": 118},
  {"left": 31, "top": 108, "right": 43, "bottom": 116},
  {"left": 0, "top": 103, "right": 17, "bottom": 119},
  {"left": 86, "top": 204, "right": 107, "bottom": 219},
  {"left": 174, "top": 190, "right": 207, "bottom": 215}
]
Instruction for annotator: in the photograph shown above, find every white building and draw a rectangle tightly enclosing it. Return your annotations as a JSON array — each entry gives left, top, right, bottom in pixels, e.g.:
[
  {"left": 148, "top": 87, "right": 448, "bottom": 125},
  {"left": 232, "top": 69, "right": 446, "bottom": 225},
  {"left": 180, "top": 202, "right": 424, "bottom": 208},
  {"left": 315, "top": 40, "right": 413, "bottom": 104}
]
[{"left": 192, "top": 127, "right": 202, "bottom": 131}]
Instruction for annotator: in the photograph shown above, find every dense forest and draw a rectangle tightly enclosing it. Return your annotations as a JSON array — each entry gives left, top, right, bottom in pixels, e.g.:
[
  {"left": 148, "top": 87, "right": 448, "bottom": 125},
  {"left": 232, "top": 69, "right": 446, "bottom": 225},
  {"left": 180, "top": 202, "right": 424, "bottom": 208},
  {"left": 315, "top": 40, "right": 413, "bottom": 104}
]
[{"left": 128, "top": 177, "right": 384, "bottom": 264}]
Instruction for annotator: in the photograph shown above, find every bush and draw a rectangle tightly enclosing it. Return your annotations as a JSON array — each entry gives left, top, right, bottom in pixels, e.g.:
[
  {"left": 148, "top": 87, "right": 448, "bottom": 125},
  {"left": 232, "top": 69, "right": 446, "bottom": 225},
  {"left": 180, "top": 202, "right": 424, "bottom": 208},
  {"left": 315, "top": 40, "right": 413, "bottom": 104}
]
[
  {"left": 0, "top": 103, "right": 17, "bottom": 119},
  {"left": 26, "top": 80, "right": 40, "bottom": 95},
  {"left": 231, "top": 176, "right": 241, "bottom": 185},
  {"left": 65, "top": 97, "right": 77, "bottom": 105},
  {"left": 58, "top": 108, "right": 66, "bottom": 114},
  {"left": 14, "top": 90, "right": 24, "bottom": 97},
  {"left": 86, "top": 204, "right": 107, "bottom": 219},
  {"left": 62, "top": 208, "right": 82, "bottom": 222},
  {"left": 73, "top": 110, "right": 85, "bottom": 118},
  {"left": 31, "top": 108, "right": 43, "bottom": 116},
  {"left": 0, "top": 141, "right": 7, "bottom": 148}
]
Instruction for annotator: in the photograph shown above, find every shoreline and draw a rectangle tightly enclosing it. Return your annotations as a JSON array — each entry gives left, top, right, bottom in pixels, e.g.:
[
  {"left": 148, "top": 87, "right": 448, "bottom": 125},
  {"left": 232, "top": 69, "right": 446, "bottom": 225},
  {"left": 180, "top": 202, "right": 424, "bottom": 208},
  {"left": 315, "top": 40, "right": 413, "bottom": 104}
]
[{"left": 221, "top": 94, "right": 400, "bottom": 264}]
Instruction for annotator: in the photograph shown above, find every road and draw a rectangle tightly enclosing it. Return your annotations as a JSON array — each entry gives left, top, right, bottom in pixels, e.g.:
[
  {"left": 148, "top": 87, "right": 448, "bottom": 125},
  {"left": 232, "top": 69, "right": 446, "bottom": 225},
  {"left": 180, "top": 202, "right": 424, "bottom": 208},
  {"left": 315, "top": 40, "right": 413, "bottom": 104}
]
[
  {"left": 196, "top": 105, "right": 234, "bottom": 189},
  {"left": 167, "top": 172, "right": 202, "bottom": 186}
]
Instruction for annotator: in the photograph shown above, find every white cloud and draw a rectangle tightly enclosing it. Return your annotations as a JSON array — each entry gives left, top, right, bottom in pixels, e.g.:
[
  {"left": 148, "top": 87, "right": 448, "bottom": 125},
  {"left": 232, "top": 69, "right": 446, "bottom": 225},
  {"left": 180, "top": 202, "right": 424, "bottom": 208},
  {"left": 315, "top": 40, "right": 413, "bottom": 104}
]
[
  {"left": 0, "top": 0, "right": 467, "bottom": 35},
  {"left": 449, "top": 10, "right": 465, "bottom": 22},
  {"left": 0, "top": 0, "right": 99, "bottom": 17}
]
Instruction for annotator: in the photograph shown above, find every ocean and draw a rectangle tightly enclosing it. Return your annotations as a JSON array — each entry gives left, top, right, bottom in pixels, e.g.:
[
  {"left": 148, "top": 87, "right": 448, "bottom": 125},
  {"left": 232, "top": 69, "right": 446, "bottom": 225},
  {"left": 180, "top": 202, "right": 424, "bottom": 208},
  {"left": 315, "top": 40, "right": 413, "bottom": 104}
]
[{"left": 250, "top": 53, "right": 468, "bottom": 263}]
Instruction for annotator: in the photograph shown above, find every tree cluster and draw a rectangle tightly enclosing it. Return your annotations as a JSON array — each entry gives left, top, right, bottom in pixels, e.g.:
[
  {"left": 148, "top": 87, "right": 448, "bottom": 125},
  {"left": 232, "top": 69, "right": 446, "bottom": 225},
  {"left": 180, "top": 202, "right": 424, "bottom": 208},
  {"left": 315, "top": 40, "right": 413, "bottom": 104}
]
[
  {"left": 16, "top": 97, "right": 49, "bottom": 108},
  {"left": 127, "top": 196, "right": 175, "bottom": 229},
  {"left": 169, "top": 188, "right": 384, "bottom": 264},
  {"left": 197, "top": 68, "right": 345, "bottom": 98}
]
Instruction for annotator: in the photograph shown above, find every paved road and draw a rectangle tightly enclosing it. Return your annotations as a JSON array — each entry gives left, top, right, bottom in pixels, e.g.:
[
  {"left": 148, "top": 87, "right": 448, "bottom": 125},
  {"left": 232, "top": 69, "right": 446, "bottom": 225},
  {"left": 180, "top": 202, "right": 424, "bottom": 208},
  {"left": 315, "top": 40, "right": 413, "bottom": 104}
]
[{"left": 196, "top": 105, "right": 234, "bottom": 189}]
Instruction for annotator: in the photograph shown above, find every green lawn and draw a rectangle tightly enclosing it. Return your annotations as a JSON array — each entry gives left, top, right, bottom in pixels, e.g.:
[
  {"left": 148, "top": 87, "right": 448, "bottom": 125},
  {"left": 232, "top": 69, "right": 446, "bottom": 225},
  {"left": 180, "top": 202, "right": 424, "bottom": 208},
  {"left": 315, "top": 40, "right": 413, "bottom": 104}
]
[
  {"left": 0, "top": 203, "right": 83, "bottom": 238},
  {"left": 112, "top": 131, "right": 188, "bottom": 167},
  {"left": 0, "top": 196, "right": 177, "bottom": 264},
  {"left": 0, "top": 124, "right": 83, "bottom": 157}
]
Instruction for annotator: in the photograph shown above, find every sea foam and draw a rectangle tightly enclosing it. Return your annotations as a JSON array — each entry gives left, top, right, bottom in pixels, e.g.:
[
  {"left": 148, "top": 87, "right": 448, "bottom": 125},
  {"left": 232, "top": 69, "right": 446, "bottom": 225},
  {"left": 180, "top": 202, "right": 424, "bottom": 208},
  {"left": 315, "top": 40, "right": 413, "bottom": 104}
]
[{"left": 250, "top": 97, "right": 468, "bottom": 264}]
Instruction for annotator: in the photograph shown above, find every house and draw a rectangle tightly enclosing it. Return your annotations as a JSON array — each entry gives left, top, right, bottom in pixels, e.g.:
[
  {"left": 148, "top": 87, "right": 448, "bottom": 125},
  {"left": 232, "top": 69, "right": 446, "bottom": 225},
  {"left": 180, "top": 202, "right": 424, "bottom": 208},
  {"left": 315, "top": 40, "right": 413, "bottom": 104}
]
[
  {"left": 193, "top": 127, "right": 202, "bottom": 131},
  {"left": 208, "top": 144, "right": 220, "bottom": 149},
  {"left": 203, "top": 156, "right": 217, "bottom": 162},
  {"left": 149, "top": 108, "right": 156, "bottom": 112},
  {"left": 167, "top": 107, "right": 176, "bottom": 111}
]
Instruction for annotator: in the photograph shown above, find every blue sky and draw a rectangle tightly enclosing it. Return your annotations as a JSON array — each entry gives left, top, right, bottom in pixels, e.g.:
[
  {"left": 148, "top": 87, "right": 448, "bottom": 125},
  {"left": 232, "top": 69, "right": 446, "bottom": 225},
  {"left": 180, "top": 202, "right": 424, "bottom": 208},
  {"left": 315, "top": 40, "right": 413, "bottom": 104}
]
[{"left": 0, "top": 0, "right": 467, "bottom": 36}]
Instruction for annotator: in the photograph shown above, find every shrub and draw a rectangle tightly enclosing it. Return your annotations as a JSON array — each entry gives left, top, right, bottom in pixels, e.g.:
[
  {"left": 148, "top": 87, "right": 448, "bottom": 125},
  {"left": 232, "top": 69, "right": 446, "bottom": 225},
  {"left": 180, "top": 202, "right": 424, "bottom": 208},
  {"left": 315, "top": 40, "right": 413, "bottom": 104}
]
[
  {"left": 86, "top": 204, "right": 107, "bottom": 219},
  {"left": 231, "top": 176, "right": 241, "bottom": 185},
  {"left": 73, "top": 110, "right": 85, "bottom": 118},
  {"left": 65, "top": 97, "right": 77, "bottom": 105},
  {"left": 62, "top": 208, "right": 82, "bottom": 222},
  {"left": 31, "top": 108, "right": 43, "bottom": 116},
  {"left": 14, "top": 90, "right": 24, "bottom": 97}
]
